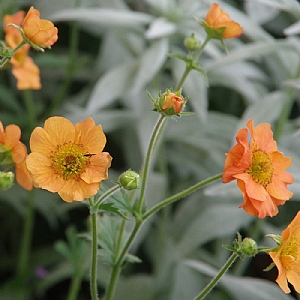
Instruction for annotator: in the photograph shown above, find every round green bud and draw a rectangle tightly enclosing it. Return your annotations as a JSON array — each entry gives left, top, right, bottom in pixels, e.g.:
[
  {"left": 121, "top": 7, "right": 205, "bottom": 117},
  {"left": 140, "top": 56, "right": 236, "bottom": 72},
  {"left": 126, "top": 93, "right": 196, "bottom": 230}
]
[
  {"left": 119, "top": 170, "right": 140, "bottom": 190},
  {"left": 184, "top": 33, "right": 200, "bottom": 51},
  {"left": 0, "top": 171, "right": 14, "bottom": 190},
  {"left": 241, "top": 238, "right": 258, "bottom": 256}
]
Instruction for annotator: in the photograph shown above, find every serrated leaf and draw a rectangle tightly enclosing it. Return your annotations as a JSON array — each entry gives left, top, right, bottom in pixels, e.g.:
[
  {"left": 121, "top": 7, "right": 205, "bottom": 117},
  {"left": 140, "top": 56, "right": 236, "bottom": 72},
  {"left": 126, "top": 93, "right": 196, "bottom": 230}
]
[
  {"left": 98, "top": 203, "right": 129, "bottom": 220},
  {"left": 111, "top": 190, "right": 134, "bottom": 214}
]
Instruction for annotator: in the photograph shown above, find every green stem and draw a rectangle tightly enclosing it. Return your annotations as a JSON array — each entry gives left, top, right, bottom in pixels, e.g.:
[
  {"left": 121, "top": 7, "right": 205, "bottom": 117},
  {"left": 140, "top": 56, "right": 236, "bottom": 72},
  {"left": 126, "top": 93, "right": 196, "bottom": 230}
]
[
  {"left": 194, "top": 36, "right": 211, "bottom": 61},
  {"left": 105, "top": 173, "right": 222, "bottom": 299},
  {"left": 175, "top": 35, "right": 211, "bottom": 91},
  {"left": 175, "top": 66, "right": 192, "bottom": 91},
  {"left": 67, "top": 273, "right": 82, "bottom": 300},
  {"left": 114, "top": 218, "right": 127, "bottom": 262},
  {"left": 143, "top": 173, "right": 222, "bottom": 220},
  {"left": 136, "top": 115, "right": 167, "bottom": 214},
  {"left": 23, "top": 90, "right": 36, "bottom": 132},
  {"left": 0, "top": 40, "right": 27, "bottom": 69},
  {"left": 13, "top": 40, "right": 27, "bottom": 54},
  {"left": 16, "top": 190, "right": 35, "bottom": 300},
  {"left": 0, "top": 57, "right": 9, "bottom": 68},
  {"left": 94, "top": 185, "right": 121, "bottom": 210},
  {"left": 105, "top": 220, "right": 142, "bottom": 300},
  {"left": 194, "top": 252, "right": 239, "bottom": 300},
  {"left": 89, "top": 197, "right": 99, "bottom": 300}
]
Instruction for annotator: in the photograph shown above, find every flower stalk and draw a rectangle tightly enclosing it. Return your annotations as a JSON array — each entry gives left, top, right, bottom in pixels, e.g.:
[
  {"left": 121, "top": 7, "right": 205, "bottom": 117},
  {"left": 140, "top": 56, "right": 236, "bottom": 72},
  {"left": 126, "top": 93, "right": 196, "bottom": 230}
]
[
  {"left": 16, "top": 190, "right": 35, "bottom": 300},
  {"left": 193, "top": 252, "right": 239, "bottom": 300},
  {"left": 105, "top": 219, "right": 142, "bottom": 300},
  {"left": 135, "top": 114, "right": 167, "bottom": 214},
  {"left": 89, "top": 196, "right": 99, "bottom": 300},
  {"left": 94, "top": 185, "right": 121, "bottom": 211},
  {"left": 143, "top": 173, "right": 223, "bottom": 220}
]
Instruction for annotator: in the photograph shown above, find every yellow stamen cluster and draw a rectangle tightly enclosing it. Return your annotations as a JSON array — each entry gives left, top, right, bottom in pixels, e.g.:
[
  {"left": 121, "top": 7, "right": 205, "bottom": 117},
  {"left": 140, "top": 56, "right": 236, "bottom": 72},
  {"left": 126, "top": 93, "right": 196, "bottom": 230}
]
[
  {"left": 247, "top": 149, "right": 273, "bottom": 186},
  {"left": 281, "top": 233, "right": 300, "bottom": 267},
  {"left": 51, "top": 142, "right": 90, "bottom": 180}
]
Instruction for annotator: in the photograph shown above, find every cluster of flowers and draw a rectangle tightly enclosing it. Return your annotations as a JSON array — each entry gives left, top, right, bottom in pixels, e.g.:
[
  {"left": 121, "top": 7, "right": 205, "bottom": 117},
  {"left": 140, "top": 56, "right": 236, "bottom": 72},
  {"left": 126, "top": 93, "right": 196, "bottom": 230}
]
[
  {"left": 2, "top": 7, "right": 58, "bottom": 89},
  {"left": 0, "top": 3, "right": 299, "bottom": 296}
]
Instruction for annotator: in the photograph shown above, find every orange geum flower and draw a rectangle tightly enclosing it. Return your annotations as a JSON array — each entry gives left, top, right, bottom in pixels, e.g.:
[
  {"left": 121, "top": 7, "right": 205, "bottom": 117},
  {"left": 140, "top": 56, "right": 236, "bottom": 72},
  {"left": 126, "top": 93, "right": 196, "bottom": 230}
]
[
  {"left": 0, "top": 121, "right": 33, "bottom": 191},
  {"left": 3, "top": 10, "right": 41, "bottom": 90},
  {"left": 3, "top": 11, "right": 26, "bottom": 50},
  {"left": 11, "top": 55, "right": 41, "bottom": 90},
  {"left": 203, "top": 3, "right": 243, "bottom": 39},
  {"left": 268, "top": 211, "right": 300, "bottom": 293},
  {"left": 26, "top": 117, "right": 112, "bottom": 202},
  {"left": 222, "top": 119, "right": 293, "bottom": 218},
  {"left": 22, "top": 6, "right": 58, "bottom": 49}
]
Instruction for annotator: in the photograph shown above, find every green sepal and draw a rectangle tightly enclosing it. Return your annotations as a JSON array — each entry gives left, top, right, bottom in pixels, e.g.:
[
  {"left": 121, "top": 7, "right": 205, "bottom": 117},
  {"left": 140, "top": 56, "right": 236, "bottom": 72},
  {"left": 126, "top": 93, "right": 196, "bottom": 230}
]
[
  {"left": 266, "top": 234, "right": 282, "bottom": 246},
  {"left": 196, "top": 19, "right": 226, "bottom": 40},
  {"left": 0, "top": 171, "right": 14, "bottom": 190},
  {"left": 167, "top": 53, "right": 208, "bottom": 85},
  {"left": 264, "top": 262, "right": 276, "bottom": 272}
]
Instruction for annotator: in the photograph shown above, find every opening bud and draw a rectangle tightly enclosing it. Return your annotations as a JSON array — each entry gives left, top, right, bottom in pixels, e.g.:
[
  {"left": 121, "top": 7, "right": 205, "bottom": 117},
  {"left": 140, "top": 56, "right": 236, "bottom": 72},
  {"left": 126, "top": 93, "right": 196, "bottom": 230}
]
[
  {"left": 119, "top": 170, "right": 140, "bottom": 190},
  {"left": 149, "top": 89, "right": 186, "bottom": 116}
]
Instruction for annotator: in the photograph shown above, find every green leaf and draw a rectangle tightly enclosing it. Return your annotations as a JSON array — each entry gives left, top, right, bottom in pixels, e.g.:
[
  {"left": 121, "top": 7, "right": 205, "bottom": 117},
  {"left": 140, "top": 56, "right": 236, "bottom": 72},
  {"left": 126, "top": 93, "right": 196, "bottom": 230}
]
[
  {"left": 98, "top": 203, "right": 129, "bottom": 220},
  {"left": 111, "top": 190, "right": 134, "bottom": 214}
]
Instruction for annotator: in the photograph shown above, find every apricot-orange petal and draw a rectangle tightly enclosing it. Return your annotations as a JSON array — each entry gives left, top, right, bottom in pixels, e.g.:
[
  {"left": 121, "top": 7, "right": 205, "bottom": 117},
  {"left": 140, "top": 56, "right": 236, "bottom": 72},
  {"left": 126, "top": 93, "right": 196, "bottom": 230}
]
[
  {"left": 222, "top": 119, "right": 293, "bottom": 218},
  {"left": 26, "top": 117, "right": 112, "bottom": 202}
]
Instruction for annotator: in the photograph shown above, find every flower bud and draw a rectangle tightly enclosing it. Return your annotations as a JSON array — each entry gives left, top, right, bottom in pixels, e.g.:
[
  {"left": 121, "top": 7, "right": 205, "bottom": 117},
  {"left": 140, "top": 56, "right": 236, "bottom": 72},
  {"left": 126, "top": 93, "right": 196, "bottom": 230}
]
[
  {"left": 184, "top": 33, "right": 200, "bottom": 51},
  {"left": 119, "top": 170, "right": 140, "bottom": 190},
  {"left": 0, "top": 171, "right": 14, "bottom": 190},
  {"left": 241, "top": 238, "right": 258, "bottom": 256},
  {"left": 159, "top": 90, "right": 185, "bottom": 115}
]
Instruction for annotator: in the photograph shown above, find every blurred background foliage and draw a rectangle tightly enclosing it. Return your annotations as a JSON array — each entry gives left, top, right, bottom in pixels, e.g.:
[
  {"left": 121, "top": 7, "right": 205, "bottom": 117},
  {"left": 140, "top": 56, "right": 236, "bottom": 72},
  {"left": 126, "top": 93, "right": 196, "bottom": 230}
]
[{"left": 1, "top": 0, "right": 300, "bottom": 299}]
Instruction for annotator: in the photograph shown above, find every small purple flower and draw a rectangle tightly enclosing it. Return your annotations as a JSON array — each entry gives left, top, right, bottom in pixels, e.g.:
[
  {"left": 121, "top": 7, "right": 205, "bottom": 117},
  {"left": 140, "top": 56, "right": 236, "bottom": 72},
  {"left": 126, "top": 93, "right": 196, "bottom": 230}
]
[{"left": 35, "top": 266, "right": 48, "bottom": 278}]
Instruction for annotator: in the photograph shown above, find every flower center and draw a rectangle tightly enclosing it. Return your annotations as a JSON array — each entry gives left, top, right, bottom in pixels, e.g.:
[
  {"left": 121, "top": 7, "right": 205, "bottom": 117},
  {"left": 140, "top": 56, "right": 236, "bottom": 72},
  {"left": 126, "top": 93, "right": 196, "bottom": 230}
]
[
  {"left": 51, "top": 142, "right": 90, "bottom": 180},
  {"left": 246, "top": 149, "right": 273, "bottom": 186},
  {"left": 281, "top": 232, "right": 300, "bottom": 269}
]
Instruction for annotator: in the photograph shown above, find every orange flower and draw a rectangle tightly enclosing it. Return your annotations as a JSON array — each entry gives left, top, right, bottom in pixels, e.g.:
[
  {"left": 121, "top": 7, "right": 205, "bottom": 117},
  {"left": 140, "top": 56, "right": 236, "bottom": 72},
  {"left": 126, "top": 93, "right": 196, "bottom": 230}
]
[
  {"left": 11, "top": 56, "right": 41, "bottom": 90},
  {"left": 3, "top": 11, "right": 26, "bottom": 49},
  {"left": 26, "top": 117, "right": 112, "bottom": 202},
  {"left": 222, "top": 119, "right": 293, "bottom": 218},
  {"left": 161, "top": 92, "right": 185, "bottom": 115},
  {"left": 0, "top": 121, "right": 33, "bottom": 190},
  {"left": 3, "top": 11, "right": 41, "bottom": 90},
  {"left": 204, "top": 3, "right": 243, "bottom": 39},
  {"left": 22, "top": 6, "right": 58, "bottom": 48},
  {"left": 269, "top": 211, "right": 300, "bottom": 293}
]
